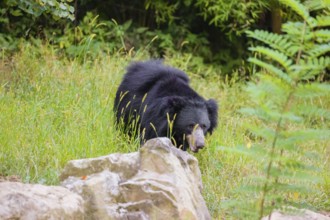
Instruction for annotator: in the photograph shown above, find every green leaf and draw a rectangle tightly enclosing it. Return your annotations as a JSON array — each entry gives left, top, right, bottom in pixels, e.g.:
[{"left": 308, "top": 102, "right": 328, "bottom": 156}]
[
  {"left": 289, "top": 57, "right": 330, "bottom": 79},
  {"left": 239, "top": 107, "right": 271, "bottom": 121},
  {"left": 306, "top": 43, "right": 330, "bottom": 58},
  {"left": 279, "top": 0, "right": 313, "bottom": 25},
  {"left": 268, "top": 167, "right": 322, "bottom": 183},
  {"left": 304, "top": 0, "right": 330, "bottom": 11},
  {"left": 245, "top": 125, "right": 276, "bottom": 141},
  {"left": 316, "top": 15, "right": 330, "bottom": 27},
  {"left": 285, "top": 129, "right": 330, "bottom": 142},
  {"left": 246, "top": 30, "right": 296, "bottom": 56},
  {"left": 282, "top": 22, "right": 314, "bottom": 41},
  {"left": 10, "top": 9, "right": 23, "bottom": 16},
  {"left": 248, "top": 57, "right": 293, "bottom": 85},
  {"left": 135, "top": 27, "right": 149, "bottom": 34},
  {"left": 241, "top": 105, "right": 303, "bottom": 123},
  {"left": 295, "top": 83, "right": 330, "bottom": 98},
  {"left": 245, "top": 74, "right": 291, "bottom": 106},
  {"left": 249, "top": 46, "right": 293, "bottom": 71},
  {"left": 278, "top": 157, "right": 320, "bottom": 172},
  {"left": 292, "top": 105, "right": 330, "bottom": 120},
  {"left": 59, "top": 3, "right": 66, "bottom": 10},
  {"left": 276, "top": 129, "right": 330, "bottom": 150},
  {"left": 267, "top": 182, "right": 312, "bottom": 193},
  {"left": 314, "top": 29, "right": 330, "bottom": 43}
]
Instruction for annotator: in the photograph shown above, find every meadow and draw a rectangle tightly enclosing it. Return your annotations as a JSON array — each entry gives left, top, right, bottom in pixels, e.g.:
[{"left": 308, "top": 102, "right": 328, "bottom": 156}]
[{"left": 0, "top": 43, "right": 329, "bottom": 219}]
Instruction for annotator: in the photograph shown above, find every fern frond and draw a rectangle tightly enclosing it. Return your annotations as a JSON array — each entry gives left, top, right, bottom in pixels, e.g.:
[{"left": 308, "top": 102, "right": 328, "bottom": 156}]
[
  {"left": 304, "top": 0, "right": 330, "bottom": 11},
  {"left": 269, "top": 169, "right": 321, "bottom": 183},
  {"left": 275, "top": 112, "right": 303, "bottom": 122},
  {"left": 249, "top": 46, "right": 293, "bottom": 71},
  {"left": 293, "top": 105, "right": 330, "bottom": 120},
  {"left": 284, "top": 129, "right": 330, "bottom": 143},
  {"left": 240, "top": 106, "right": 303, "bottom": 123},
  {"left": 245, "top": 125, "right": 276, "bottom": 141},
  {"left": 316, "top": 15, "right": 330, "bottom": 27},
  {"left": 248, "top": 57, "right": 293, "bottom": 85},
  {"left": 313, "top": 29, "right": 330, "bottom": 43},
  {"left": 308, "top": 56, "right": 330, "bottom": 69},
  {"left": 245, "top": 74, "right": 291, "bottom": 104},
  {"left": 239, "top": 107, "right": 268, "bottom": 121},
  {"left": 267, "top": 184, "right": 311, "bottom": 197},
  {"left": 295, "top": 83, "right": 330, "bottom": 98},
  {"left": 305, "top": 43, "right": 330, "bottom": 58},
  {"left": 246, "top": 30, "right": 297, "bottom": 56},
  {"left": 279, "top": 0, "right": 314, "bottom": 26},
  {"left": 243, "top": 81, "right": 290, "bottom": 119},
  {"left": 239, "top": 107, "right": 286, "bottom": 123},
  {"left": 290, "top": 57, "right": 330, "bottom": 79},
  {"left": 282, "top": 22, "right": 314, "bottom": 41}
]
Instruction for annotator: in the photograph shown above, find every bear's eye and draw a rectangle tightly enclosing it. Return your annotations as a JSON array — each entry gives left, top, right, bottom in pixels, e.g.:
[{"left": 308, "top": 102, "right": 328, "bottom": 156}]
[
  {"left": 188, "top": 124, "right": 195, "bottom": 130},
  {"left": 201, "top": 124, "right": 207, "bottom": 129}
]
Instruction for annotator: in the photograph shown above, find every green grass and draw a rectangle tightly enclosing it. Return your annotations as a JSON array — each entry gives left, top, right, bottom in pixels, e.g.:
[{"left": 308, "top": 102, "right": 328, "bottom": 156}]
[{"left": 0, "top": 44, "right": 329, "bottom": 219}]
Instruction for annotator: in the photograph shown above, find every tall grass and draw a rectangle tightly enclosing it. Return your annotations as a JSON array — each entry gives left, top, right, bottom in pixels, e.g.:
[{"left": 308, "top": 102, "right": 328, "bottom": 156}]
[
  {"left": 0, "top": 43, "right": 136, "bottom": 183},
  {"left": 0, "top": 43, "right": 329, "bottom": 218}
]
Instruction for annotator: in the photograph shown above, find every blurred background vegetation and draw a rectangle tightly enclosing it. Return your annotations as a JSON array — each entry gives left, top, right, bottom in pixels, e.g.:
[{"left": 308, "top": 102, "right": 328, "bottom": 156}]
[{"left": 0, "top": 0, "right": 307, "bottom": 76}]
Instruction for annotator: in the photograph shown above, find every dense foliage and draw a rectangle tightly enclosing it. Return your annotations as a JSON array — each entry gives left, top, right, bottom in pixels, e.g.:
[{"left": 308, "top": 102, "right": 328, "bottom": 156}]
[{"left": 1, "top": 0, "right": 315, "bottom": 75}]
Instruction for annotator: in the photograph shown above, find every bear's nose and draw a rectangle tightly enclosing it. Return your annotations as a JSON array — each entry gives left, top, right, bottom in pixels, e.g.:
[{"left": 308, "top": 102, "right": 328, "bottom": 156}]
[{"left": 196, "top": 140, "right": 205, "bottom": 149}]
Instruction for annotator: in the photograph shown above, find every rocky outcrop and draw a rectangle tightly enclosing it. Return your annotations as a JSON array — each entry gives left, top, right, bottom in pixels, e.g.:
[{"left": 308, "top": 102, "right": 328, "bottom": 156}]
[
  {"left": 0, "top": 138, "right": 211, "bottom": 220},
  {"left": 0, "top": 182, "right": 84, "bottom": 220},
  {"left": 61, "top": 137, "right": 211, "bottom": 220}
]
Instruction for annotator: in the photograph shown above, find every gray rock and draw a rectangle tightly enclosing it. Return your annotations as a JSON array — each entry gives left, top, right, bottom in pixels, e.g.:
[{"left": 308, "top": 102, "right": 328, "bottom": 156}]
[
  {"left": 0, "top": 182, "right": 84, "bottom": 220},
  {"left": 60, "top": 151, "right": 140, "bottom": 181},
  {"left": 61, "top": 137, "right": 211, "bottom": 220}
]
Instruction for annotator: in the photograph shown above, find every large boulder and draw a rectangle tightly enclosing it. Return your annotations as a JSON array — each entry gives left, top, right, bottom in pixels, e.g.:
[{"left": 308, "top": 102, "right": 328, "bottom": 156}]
[
  {"left": 0, "top": 182, "right": 84, "bottom": 220},
  {"left": 61, "top": 137, "right": 211, "bottom": 220}
]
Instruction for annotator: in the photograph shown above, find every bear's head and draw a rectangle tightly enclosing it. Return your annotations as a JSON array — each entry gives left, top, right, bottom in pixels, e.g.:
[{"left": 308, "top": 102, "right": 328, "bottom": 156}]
[{"left": 167, "top": 97, "right": 218, "bottom": 152}]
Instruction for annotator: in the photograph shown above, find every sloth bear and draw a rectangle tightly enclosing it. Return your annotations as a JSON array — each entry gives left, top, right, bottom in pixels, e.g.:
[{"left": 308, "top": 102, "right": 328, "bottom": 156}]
[{"left": 114, "top": 60, "right": 218, "bottom": 153}]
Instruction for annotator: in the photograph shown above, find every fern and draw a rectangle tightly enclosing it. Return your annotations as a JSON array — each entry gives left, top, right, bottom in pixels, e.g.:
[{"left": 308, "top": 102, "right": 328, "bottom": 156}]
[
  {"left": 219, "top": 0, "right": 330, "bottom": 219},
  {"left": 246, "top": 30, "right": 297, "bottom": 56},
  {"left": 248, "top": 58, "right": 294, "bottom": 84},
  {"left": 313, "top": 29, "right": 330, "bottom": 43},
  {"left": 279, "top": 0, "right": 311, "bottom": 23},
  {"left": 305, "top": 43, "right": 330, "bottom": 57},
  {"left": 316, "top": 15, "right": 330, "bottom": 27},
  {"left": 249, "top": 46, "right": 293, "bottom": 71},
  {"left": 304, "top": 0, "right": 330, "bottom": 11}
]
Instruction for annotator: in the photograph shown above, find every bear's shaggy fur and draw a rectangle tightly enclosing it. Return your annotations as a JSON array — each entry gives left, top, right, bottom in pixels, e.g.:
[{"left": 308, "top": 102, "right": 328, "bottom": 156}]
[{"left": 114, "top": 60, "right": 218, "bottom": 152}]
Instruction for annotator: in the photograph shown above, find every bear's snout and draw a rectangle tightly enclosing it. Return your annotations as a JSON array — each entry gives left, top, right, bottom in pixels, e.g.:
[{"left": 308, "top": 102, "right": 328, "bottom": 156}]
[{"left": 187, "top": 126, "right": 205, "bottom": 153}]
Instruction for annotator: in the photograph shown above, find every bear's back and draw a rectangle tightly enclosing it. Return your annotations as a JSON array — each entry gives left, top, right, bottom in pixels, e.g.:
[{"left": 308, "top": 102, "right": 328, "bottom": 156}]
[{"left": 121, "top": 60, "right": 189, "bottom": 96}]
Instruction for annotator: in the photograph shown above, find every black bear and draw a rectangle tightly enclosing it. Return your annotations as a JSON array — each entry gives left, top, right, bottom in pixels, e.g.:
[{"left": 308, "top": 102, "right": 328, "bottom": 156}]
[{"left": 114, "top": 60, "right": 218, "bottom": 152}]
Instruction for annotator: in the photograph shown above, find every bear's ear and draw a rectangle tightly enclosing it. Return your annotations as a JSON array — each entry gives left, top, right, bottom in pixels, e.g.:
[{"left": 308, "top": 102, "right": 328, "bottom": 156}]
[{"left": 206, "top": 99, "right": 218, "bottom": 134}]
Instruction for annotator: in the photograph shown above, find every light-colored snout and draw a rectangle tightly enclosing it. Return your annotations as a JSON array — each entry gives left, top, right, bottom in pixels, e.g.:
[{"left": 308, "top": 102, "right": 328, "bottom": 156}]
[{"left": 187, "top": 126, "right": 205, "bottom": 153}]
